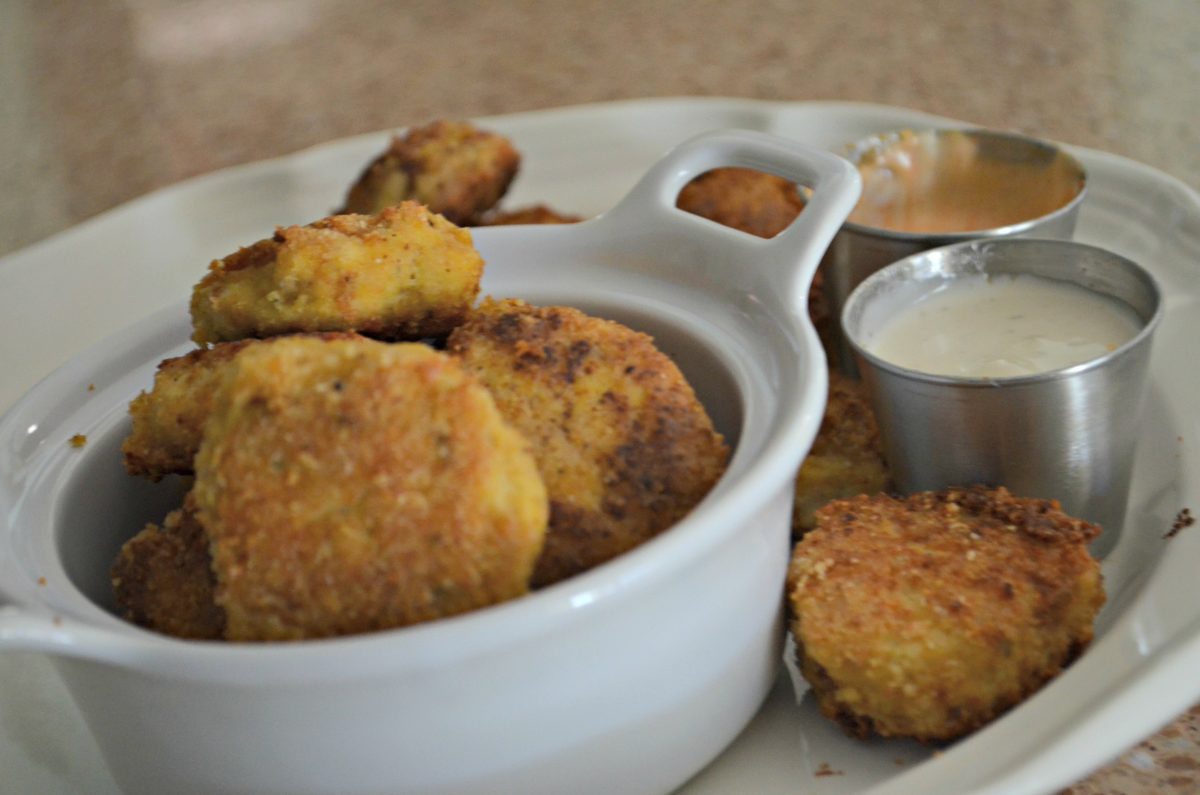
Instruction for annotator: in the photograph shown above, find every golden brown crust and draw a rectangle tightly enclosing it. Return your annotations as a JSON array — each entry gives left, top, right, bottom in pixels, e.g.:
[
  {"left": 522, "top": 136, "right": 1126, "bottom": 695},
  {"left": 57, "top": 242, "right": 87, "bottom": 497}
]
[
  {"left": 447, "top": 298, "right": 729, "bottom": 587},
  {"left": 192, "top": 335, "right": 548, "bottom": 641},
  {"left": 122, "top": 339, "right": 258, "bottom": 479},
  {"left": 122, "top": 334, "right": 359, "bottom": 479},
  {"left": 111, "top": 496, "right": 225, "bottom": 640},
  {"left": 342, "top": 120, "right": 520, "bottom": 224},
  {"left": 189, "top": 203, "right": 483, "bottom": 345},
  {"left": 791, "top": 370, "right": 891, "bottom": 535},
  {"left": 676, "top": 167, "right": 805, "bottom": 239},
  {"left": 474, "top": 204, "right": 583, "bottom": 226},
  {"left": 787, "top": 486, "right": 1105, "bottom": 743}
]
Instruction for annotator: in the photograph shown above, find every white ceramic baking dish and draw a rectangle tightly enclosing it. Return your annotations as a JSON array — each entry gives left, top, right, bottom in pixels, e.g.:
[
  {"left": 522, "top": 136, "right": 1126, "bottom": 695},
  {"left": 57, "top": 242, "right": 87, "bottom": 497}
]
[{"left": 0, "top": 130, "right": 860, "bottom": 795}]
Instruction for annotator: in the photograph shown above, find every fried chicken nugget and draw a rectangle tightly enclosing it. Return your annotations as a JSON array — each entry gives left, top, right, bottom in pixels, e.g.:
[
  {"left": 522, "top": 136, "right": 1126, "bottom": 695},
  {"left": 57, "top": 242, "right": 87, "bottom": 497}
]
[
  {"left": 122, "top": 334, "right": 358, "bottom": 479},
  {"left": 111, "top": 495, "right": 225, "bottom": 640},
  {"left": 123, "top": 339, "right": 254, "bottom": 479},
  {"left": 190, "top": 203, "right": 482, "bottom": 345},
  {"left": 342, "top": 120, "right": 520, "bottom": 224},
  {"left": 787, "top": 486, "right": 1105, "bottom": 743},
  {"left": 447, "top": 298, "right": 729, "bottom": 588},
  {"left": 791, "top": 370, "right": 891, "bottom": 535},
  {"left": 192, "top": 335, "right": 548, "bottom": 641},
  {"left": 676, "top": 167, "right": 805, "bottom": 239}
]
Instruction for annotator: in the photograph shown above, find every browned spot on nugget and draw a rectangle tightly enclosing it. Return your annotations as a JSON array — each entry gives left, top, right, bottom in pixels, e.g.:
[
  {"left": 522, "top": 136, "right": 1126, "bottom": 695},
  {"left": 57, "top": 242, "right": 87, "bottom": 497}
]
[
  {"left": 448, "top": 298, "right": 728, "bottom": 587},
  {"left": 787, "top": 486, "right": 1105, "bottom": 743},
  {"left": 111, "top": 496, "right": 225, "bottom": 640},
  {"left": 342, "top": 120, "right": 520, "bottom": 224},
  {"left": 190, "top": 203, "right": 482, "bottom": 345},
  {"left": 192, "top": 335, "right": 547, "bottom": 641}
]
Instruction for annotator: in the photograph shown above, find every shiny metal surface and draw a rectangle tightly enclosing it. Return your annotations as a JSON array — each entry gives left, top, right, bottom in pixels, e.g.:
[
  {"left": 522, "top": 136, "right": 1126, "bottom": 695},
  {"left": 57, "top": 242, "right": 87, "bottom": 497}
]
[
  {"left": 843, "top": 238, "right": 1162, "bottom": 558},
  {"left": 824, "top": 129, "right": 1087, "bottom": 371}
]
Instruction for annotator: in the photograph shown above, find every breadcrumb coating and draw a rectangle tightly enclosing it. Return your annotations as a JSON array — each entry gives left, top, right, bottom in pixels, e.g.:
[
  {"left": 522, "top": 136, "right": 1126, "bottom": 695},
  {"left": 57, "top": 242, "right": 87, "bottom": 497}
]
[
  {"left": 122, "top": 339, "right": 257, "bottom": 478},
  {"left": 792, "top": 370, "right": 891, "bottom": 535},
  {"left": 192, "top": 335, "right": 548, "bottom": 641},
  {"left": 342, "top": 120, "right": 520, "bottom": 224},
  {"left": 787, "top": 486, "right": 1105, "bottom": 742},
  {"left": 111, "top": 496, "right": 225, "bottom": 640},
  {"left": 122, "top": 334, "right": 359, "bottom": 479},
  {"left": 190, "top": 203, "right": 482, "bottom": 345},
  {"left": 676, "top": 167, "right": 805, "bottom": 239},
  {"left": 447, "top": 298, "right": 729, "bottom": 587}
]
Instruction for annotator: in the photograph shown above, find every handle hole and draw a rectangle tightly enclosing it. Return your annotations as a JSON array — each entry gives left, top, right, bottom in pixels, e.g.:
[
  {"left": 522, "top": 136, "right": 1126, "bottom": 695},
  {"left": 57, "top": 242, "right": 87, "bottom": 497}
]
[{"left": 675, "top": 167, "right": 813, "bottom": 240}]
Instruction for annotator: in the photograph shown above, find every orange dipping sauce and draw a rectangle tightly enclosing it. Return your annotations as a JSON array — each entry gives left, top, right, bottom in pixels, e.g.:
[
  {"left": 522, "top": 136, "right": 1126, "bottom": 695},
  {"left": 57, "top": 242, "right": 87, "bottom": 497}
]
[{"left": 847, "top": 129, "right": 1086, "bottom": 234}]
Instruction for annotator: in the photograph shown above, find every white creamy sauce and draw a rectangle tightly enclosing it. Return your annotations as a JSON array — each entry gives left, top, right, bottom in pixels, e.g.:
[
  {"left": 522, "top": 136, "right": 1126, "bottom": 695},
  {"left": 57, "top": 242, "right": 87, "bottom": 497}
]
[{"left": 867, "top": 273, "right": 1142, "bottom": 378}]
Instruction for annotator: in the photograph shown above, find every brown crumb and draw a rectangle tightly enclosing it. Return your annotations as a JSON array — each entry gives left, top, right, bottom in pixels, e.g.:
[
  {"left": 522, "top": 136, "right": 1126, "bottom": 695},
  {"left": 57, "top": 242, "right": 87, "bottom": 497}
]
[
  {"left": 68, "top": 434, "right": 87, "bottom": 448},
  {"left": 37, "top": 576, "right": 46, "bottom": 586},
  {"left": 1164, "top": 508, "right": 1195, "bottom": 539},
  {"left": 814, "top": 762, "right": 844, "bottom": 777},
  {"left": 87, "top": 383, "right": 95, "bottom": 392}
]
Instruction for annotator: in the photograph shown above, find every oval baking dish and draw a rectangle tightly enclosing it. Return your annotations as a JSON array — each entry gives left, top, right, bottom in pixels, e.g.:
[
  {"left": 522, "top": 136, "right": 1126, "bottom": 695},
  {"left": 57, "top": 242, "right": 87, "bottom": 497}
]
[{"left": 0, "top": 130, "right": 860, "bottom": 795}]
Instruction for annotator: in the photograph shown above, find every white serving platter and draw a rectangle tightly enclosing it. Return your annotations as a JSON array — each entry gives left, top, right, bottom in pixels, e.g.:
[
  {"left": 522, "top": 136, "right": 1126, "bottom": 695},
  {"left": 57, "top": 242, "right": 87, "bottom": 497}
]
[{"left": 2, "top": 98, "right": 1198, "bottom": 795}]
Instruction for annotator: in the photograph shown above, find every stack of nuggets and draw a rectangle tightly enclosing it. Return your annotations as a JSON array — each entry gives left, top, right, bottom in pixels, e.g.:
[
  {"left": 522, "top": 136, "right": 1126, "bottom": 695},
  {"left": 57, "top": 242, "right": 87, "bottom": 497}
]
[
  {"left": 114, "top": 121, "right": 730, "bottom": 640},
  {"left": 116, "top": 199, "right": 551, "bottom": 641}
]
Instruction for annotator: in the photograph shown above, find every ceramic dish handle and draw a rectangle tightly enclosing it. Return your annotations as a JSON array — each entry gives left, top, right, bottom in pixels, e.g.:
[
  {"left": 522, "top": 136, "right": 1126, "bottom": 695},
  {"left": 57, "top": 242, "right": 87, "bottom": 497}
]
[
  {"left": 598, "top": 129, "right": 861, "bottom": 315},
  {"left": 0, "top": 569, "right": 128, "bottom": 661},
  {"left": 0, "top": 604, "right": 159, "bottom": 667},
  {"left": 0, "top": 604, "right": 71, "bottom": 652}
]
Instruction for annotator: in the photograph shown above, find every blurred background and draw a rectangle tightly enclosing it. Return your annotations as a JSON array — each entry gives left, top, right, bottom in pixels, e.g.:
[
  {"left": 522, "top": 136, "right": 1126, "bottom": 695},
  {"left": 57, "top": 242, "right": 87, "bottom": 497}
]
[
  {"left": 2, "top": 0, "right": 1197, "bottom": 257},
  {"left": 1, "top": 2, "right": 1197, "bottom": 793}
]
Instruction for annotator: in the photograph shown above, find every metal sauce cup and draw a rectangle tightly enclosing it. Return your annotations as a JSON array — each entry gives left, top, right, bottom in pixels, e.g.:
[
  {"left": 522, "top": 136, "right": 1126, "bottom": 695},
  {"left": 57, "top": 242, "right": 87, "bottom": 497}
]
[
  {"left": 842, "top": 238, "right": 1162, "bottom": 558},
  {"left": 822, "top": 128, "right": 1087, "bottom": 371}
]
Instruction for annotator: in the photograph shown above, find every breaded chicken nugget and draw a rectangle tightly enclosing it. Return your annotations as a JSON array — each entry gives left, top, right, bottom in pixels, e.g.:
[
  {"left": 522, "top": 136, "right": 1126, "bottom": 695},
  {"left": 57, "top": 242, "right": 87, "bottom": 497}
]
[
  {"left": 475, "top": 204, "right": 583, "bottom": 226},
  {"left": 447, "top": 298, "right": 729, "bottom": 588},
  {"left": 111, "top": 495, "right": 225, "bottom": 640},
  {"left": 192, "top": 335, "right": 548, "bottom": 641},
  {"left": 342, "top": 120, "right": 520, "bottom": 224},
  {"left": 122, "top": 334, "right": 358, "bottom": 479},
  {"left": 676, "top": 167, "right": 805, "bottom": 239},
  {"left": 787, "top": 486, "right": 1105, "bottom": 743},
  {"left": 190, "top": 203, "right": 482, "bottom": 345},
  {"left": 791, "top": 370, "right": 891, "bottom": 535},
  {"left": 123, "top": 339, "right": 258, "bottom": 479}
]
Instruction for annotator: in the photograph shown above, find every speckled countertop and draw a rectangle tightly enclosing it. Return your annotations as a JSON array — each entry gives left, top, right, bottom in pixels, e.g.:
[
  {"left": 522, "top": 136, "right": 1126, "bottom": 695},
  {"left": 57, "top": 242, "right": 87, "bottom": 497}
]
[{"left": 2, "top": 1, "right": 1198, "bottom": 793}]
